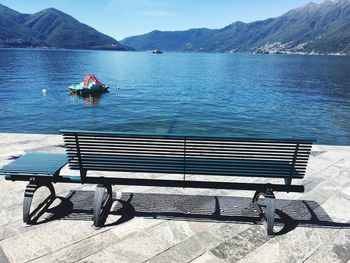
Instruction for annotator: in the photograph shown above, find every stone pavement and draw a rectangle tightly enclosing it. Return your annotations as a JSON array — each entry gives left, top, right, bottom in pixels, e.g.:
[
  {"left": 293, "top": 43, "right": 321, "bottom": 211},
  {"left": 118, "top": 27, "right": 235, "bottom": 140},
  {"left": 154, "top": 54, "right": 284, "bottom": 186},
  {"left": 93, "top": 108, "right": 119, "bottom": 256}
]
[{"left": 0, "top": 133, "right": 349, "bottom": 263}]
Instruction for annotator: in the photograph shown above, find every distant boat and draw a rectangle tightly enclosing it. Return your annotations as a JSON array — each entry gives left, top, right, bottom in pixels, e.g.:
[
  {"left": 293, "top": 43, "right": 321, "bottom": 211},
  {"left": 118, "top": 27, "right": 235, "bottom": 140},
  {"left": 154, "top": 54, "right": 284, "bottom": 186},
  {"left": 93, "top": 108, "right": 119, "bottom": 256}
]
[{"left": 152, "top": 49, "right": 163, "bottom": 54}]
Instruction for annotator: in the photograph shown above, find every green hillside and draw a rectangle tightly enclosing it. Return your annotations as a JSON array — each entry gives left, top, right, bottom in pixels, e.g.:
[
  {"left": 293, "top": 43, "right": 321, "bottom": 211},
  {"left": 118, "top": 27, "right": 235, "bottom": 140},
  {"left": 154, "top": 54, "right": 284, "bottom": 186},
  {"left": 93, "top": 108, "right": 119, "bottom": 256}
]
[
  {"left": 0, "top": 4, "right": 128, "bottom": 50},
  {"left": 120, "top": 0, "right": 350, "bottom": 55}
]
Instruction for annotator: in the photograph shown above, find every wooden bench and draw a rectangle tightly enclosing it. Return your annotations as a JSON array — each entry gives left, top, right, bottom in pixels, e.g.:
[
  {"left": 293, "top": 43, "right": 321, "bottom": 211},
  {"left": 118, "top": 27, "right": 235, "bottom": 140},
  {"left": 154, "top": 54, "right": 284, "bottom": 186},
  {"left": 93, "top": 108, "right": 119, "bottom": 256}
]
[{"left": 0, "top": 130, "right": 315, "bottom": 235}]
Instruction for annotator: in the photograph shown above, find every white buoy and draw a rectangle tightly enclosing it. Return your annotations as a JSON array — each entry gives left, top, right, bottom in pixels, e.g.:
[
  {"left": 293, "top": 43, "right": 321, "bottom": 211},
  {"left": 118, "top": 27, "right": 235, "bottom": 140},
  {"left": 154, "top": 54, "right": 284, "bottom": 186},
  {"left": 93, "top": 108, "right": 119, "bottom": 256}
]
[{"left": 42, "top": 88, "right": 47, "bottom": 95}]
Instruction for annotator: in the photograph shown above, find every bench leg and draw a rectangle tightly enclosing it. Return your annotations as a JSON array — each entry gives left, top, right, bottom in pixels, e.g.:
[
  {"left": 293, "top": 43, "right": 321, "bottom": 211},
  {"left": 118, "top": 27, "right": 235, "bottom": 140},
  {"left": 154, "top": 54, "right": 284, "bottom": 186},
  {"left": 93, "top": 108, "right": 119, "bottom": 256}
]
[
  {"left": 253, "top": 190, "right": 276, "bottom": 236},
  {"left": 23, "top": 182, "right": 56, "bottom": 224},
  {"left": 93, "top": 184, "right": 113, "bottom": 228}
]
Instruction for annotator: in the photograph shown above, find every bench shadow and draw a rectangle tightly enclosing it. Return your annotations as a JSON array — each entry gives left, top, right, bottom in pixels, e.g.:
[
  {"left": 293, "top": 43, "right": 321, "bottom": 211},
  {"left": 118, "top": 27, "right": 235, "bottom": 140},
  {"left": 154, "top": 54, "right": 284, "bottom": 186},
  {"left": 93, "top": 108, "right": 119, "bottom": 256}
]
[
  {"left": 39, "top": 190, "right": 114, "bottom": 225},
  {"left": 36, "top": 191, "right": 91, "bottom": 224},
  {"left": 41, "top": 191, "right": 350, "bottom": 235}
]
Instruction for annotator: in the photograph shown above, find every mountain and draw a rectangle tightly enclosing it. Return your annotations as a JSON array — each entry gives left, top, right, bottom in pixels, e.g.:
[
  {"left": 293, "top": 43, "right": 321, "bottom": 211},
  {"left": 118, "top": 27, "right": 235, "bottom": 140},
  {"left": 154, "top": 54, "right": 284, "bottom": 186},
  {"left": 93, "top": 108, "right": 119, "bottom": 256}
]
[
  {"left": 121, "top": 28, "right": 215, "bottom": 51},
  {"left": 120, "top": 0, "right": 350, "bottom": 55},
  {"left": 0, "top": 4, "right": 128, "bottom": 50}
]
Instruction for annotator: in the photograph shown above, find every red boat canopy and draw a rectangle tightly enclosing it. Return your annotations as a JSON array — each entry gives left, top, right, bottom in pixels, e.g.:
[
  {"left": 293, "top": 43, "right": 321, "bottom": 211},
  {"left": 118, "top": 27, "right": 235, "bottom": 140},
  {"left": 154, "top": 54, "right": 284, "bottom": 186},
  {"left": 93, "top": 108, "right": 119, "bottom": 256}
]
[{"left": 83, "top": 74, "right": 105, "bottom": 88}]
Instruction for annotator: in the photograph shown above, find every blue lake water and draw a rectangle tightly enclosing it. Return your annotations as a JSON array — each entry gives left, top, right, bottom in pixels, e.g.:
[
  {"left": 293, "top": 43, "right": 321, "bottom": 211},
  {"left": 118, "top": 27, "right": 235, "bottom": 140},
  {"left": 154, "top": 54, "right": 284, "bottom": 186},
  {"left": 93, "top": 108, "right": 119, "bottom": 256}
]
[{"left": 0, "top": 48, "right": 349, "bottom": 145}]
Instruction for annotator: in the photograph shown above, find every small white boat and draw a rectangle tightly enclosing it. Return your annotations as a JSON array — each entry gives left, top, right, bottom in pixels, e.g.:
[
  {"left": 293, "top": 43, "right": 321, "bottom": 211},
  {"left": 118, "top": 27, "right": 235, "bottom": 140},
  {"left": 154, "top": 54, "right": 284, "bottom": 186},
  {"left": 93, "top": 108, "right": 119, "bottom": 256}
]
[{"left": 152, "top": 49, "right": 163, "bottom": 54}]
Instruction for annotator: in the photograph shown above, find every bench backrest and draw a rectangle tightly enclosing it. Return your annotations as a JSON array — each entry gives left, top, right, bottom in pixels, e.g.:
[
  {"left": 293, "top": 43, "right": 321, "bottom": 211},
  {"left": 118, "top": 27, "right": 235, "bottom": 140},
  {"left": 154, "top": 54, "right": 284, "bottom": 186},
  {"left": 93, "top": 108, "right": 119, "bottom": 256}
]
[{"left": 61, "top": 130, "right": 314, "bottom": 183}]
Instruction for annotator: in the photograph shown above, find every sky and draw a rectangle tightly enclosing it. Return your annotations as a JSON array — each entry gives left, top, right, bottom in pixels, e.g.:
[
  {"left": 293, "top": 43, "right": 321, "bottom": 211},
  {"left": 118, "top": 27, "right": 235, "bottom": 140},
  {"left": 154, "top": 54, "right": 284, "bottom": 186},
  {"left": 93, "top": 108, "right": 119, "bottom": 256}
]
[{"left": 1, "top": 0, "right": 324, "bottom": 40}]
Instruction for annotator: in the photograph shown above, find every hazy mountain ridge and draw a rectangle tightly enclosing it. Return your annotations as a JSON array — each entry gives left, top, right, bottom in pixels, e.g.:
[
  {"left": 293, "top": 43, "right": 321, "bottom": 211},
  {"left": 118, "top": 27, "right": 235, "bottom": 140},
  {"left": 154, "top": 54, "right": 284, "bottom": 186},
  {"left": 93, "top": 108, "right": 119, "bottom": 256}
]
[
  {"left": 121, "top": 28, "right": 216, "bottom": 51},
  {"left": 121, "top": 0, "right": 350, "bottom": 55},
  {"left": 0, "top": 4, "right": 128, "bottom": 50}
]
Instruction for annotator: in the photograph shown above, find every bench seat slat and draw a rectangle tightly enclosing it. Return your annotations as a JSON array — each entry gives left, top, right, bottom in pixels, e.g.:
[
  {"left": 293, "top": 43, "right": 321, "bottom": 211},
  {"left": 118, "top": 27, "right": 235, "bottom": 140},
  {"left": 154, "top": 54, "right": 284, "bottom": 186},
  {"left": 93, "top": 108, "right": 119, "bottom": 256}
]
[
  {"left": 69, "top": 161, "right": 297, "bottom": 173},
  {"left": 68, "top": 164, "right": 303, "bottom": 178},
  {"left": 77, "top": 157, "right": 295, "bottom": 167},
  {"left": 65, "top": 146, "right": 311, "bottom": 156},
  {"left": 66, "top": 154, "right": 310, "bottom": 165},
  {"left": 69, "top": 157, "right": 306, "bottom": 171},
  {"left": 75, "top": 157, "right": 293, "bottom": 167},
  {"left": 63, "top": 141, "right": 312, "bottom": 152},
  {"left": 62, "top": 130, "right": 315, "bottom": 143},
  {"left": 66, "top": 149, "right": 310, "bottom": 159},
  {"left": 63, "top": 139, "right": 312, "bottom": 149},
  {"left": 73, "top": 155, "right": 307, "bottom": 167},
  {"left": 68, "top": 154, "right": 308, "bottom": 165},
  {"left": 68, "top": 141, "right": 311, "bottom": 148}
]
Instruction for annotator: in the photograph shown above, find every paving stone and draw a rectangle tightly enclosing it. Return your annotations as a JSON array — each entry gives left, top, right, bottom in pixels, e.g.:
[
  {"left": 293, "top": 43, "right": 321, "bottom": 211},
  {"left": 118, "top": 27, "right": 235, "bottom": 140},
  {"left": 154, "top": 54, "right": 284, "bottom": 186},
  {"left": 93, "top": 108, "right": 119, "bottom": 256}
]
[
  {"left": 320, "top": 193, "right": 350, "bottom": 223},
  {"left": 147, "top": 230, "right": 221, "bottom": 263},
  {"left": 84, "top": 220, "right": 213, "bottom": 263},
  {"left": 147, "top": 223, "right": 250, "bottom": 263},
  {"left": 304, "top": 227, "right": 350, "bottom": 263},
  {"left": 302, "top": 169, "right": 350, "bottom": 205},
  {"left": 342, "top": 186, "right": 350, "bottom": 197},
  {"left": 303, "top": 164, "right": 348, "bottom": 193},
  {"left": 82, "top": 231, "right": 169, "bottom": 263},
  {"left": 31, "top": 230, "right": 119, "bottom": 263},
  {"left": 36, "top": 217, "right": 166, "bottom": 263},
  {"left": 0, "top": 245, "right": 9, "bottom": 263},
  {"left": 110, "top": 217, "right": 166, "bottom": 238},
  {"left": 210, "top": 226, "right": 269, "bottom": 262},
  {"left": 237, "top": 227, "right": 335, "bottom": 263},
  {"left": 146, "top": 220, "right": 212, "bottom": 247},
  {"left": 191, "top": 251, "right": 225, "bottom": 263},
  {"left": 0, "top": 221, "right": 105, "bottom": 263}
]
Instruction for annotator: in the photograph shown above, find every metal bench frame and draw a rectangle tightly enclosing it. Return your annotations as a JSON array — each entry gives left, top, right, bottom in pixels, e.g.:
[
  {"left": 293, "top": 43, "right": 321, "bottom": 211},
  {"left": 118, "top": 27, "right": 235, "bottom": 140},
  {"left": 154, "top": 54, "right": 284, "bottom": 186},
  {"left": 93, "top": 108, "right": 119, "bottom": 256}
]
[{"left": 1, "top": 130, "right": 315, "bottom": 235}]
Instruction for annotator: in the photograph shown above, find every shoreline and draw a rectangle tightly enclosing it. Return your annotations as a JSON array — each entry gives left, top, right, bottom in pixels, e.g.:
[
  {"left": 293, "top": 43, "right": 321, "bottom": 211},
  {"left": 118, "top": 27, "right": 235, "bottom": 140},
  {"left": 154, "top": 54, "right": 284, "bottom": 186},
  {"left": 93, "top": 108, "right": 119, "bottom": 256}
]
[{"left": 1, "top": 47, "right": 349, "bottom": 57}]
